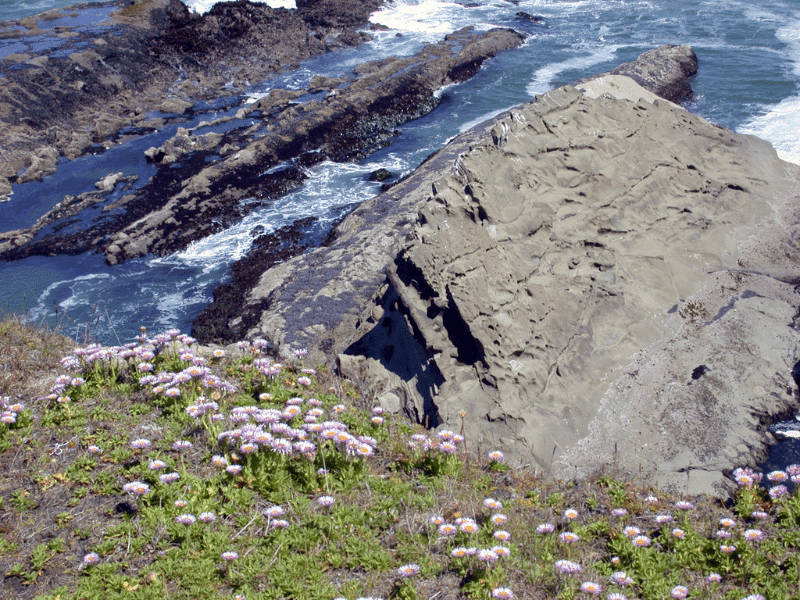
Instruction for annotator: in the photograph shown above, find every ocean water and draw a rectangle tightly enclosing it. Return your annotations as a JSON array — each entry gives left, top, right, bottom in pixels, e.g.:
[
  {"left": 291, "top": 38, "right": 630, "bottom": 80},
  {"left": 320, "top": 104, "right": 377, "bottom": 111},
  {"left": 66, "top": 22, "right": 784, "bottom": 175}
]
[
  {"left": 0, "top": 0, "right": 292, "bottom": 21},
  {"left": 0, "top": 0, "right": 798, "bottom": 345}
]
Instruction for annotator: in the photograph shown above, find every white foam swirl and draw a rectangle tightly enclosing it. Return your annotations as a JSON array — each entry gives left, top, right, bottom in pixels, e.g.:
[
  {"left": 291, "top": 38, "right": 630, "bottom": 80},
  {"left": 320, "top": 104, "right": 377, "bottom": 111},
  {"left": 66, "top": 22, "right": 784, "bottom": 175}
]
[
  {"left": 186, "top": 0, "right": 296, "bottom": 16},
  {"left": 526, "top": 44, "right": 621, "bottom": 97},
  {"left": 738, "top": 19, "right": 800, "bottom": 165}
]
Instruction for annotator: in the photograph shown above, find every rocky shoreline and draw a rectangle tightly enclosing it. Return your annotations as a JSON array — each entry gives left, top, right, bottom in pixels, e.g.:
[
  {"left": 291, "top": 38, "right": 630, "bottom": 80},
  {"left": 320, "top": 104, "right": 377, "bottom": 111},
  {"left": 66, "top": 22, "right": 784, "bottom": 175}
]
[
  {"left": 0, "top": 0, "right": 385, "bottom": 202},
  {"left": 2, "top": 1, "right": 798, "bottom": 498},
  {"left": 194, "top": 45, "right": 703, "bottom": 351},
  {"left": 192, "top": 44, "right": 800, "bottom": 497},
  {"left": 0, "top": 6, "right": 524, "bottom": 264}
]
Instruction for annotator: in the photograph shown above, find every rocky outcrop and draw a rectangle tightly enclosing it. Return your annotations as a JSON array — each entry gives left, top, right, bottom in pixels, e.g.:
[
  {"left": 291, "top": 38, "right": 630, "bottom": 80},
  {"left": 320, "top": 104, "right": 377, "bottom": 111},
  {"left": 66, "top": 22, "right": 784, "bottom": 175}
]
[
  {"left": 574, "top": 44, "right": 697, "bottom": 104},
  {"left": 0, "top": 26, "right": 525, "bottom": 265},
  {"left": 0, "top": 173, "right": 138, "bottom": 255},
  {"left": 104, "top": 26, "right": 525, "bottom": 263},
  {"left": 219, "top": 45, "right": 800, "bottom": 497},
  {"left": 0, "top": 0, "right": 383, "bottom": 202},
  {"left": 379, "top": 86, "right": 799, "bottom": 497}
]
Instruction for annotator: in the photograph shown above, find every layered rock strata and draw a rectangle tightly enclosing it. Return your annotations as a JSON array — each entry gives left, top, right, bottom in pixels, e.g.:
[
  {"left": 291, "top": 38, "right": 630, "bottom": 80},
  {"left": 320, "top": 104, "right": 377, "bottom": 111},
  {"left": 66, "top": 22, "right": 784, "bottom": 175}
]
[
  {"left": 0, "top": 0, "right": 383, "bottom": 202},
  {"left": 0, "top": 25, "right": 525, "bottom": 263},
  {"left": 226, "top": 45, "right": 800, "bottom": 496}
]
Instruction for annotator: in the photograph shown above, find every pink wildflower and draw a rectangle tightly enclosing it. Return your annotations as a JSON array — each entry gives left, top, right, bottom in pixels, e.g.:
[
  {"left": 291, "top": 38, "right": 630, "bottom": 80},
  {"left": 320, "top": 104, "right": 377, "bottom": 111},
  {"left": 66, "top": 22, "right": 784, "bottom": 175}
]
[
  {"left": 670, "top": 585, "right": 688, "bottom": 599},
  {"left": 554, "top": 559, "right": 581, "bottom": 574},
  {"left": 580, "top": 581, "right": 602, "bottom": 594}
]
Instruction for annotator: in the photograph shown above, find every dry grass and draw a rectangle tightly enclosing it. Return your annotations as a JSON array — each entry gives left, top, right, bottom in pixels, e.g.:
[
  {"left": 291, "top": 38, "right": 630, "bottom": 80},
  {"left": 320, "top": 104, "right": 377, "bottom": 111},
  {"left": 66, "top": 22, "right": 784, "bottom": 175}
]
[{"left": 0, "top": 312, "right": 74, "bottom": 399}]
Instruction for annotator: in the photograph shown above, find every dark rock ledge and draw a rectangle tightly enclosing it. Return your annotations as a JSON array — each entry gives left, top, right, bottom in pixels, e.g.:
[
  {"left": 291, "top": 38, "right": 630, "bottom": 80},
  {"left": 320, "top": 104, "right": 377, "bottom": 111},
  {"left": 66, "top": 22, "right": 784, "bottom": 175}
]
[
  {"left": 0, "top": 0, "right": 384, "bottom": 202},
  {"left": 199, "top": 44, "right": 800, "bottom": 497},
  {"left": 0, "top": 23, "right": 525, "bottom": 262}
]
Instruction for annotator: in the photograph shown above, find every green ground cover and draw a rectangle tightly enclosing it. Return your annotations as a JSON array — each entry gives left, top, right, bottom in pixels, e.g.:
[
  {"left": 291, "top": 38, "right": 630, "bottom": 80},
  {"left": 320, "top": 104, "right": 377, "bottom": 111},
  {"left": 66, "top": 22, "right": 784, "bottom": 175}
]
[{"left": 0, "top": 315, "right": 798, "bottom": 600}]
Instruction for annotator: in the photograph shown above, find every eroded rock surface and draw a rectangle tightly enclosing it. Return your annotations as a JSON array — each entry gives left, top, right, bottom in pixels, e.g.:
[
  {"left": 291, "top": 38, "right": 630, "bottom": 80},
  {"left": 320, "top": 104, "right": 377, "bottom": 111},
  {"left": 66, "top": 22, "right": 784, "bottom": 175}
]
[
  {"left": 228, "top": 46, "right": 800, "bottom": 496},
  {"left": 385, "top": 87, "right": 799, "bottom": 497}
]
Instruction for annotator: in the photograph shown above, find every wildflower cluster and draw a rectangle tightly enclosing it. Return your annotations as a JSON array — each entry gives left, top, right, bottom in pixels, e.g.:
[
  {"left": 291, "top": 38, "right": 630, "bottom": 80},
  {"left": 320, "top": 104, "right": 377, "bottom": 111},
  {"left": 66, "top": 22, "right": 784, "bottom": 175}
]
[
  {"left": 430, "top": 496, "right": 518, "bottom": 598},
  {"left": 3, "top": 320, "right": 800, "bottom": 600},
  {"left": 407, "top": 429, "right": 465, "bottom": 454},
  {"left": 213, "top": 401, "right": 378, "bottom": 462},
  {"left": 405, "top": 429, "right": 465, "bottom": 477},
  {"left": 0, "top": 396, "right": 23, "bottom": 425},
  {"left": 527, "top": 479, "right": 800, "bottom": 600},
  {"left": 41, "top": 330, "right": 238, "bottom": 419}
]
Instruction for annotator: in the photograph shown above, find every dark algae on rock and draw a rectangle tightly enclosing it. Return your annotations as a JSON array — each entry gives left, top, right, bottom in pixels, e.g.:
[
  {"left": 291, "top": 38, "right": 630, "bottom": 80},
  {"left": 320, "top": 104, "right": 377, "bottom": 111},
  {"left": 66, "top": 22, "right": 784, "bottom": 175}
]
[{"left": 191, "top": 216, "right": 319, "bottom": 344}]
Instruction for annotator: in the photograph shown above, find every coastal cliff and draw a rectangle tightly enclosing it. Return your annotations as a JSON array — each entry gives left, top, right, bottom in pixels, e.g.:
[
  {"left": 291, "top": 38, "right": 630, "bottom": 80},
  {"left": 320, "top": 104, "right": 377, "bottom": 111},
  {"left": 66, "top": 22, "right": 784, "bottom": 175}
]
[
  {"left": 1, "top": 0, "right": 797, "bottom": 497},
  {"left": 218, "top": 45, "right": 800, "bottom": 497},
  {"left": 4, "top": 4, "right": 800, "bottom": 597}
]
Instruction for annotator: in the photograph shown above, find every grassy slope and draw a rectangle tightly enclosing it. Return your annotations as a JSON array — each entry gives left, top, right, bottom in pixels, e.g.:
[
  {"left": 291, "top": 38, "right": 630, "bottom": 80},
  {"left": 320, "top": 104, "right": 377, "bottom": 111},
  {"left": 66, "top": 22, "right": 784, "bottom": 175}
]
[{"left": 0, "top": 315, "right": 798, "bottom": 600}]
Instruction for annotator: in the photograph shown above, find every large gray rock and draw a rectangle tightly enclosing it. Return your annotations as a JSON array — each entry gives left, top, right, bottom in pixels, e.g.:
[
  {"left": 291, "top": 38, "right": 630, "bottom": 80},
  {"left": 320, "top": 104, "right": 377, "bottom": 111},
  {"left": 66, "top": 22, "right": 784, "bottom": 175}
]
[
  {"left": 386, "top": 86, "right": 800, "bottom": 497},
  {"left": 240, "top": 47, "right": 800, "bottom": 497},
  {"left": 233, "top": 45, "right": 698, "bottom": 356}
]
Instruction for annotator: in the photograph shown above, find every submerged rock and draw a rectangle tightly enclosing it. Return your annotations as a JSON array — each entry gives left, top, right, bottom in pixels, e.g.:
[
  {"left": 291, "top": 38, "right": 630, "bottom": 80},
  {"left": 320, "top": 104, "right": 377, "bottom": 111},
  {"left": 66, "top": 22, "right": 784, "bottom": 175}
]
[
  {"left": 516, "top": 12, "right": 545, "bottom": 23},
  {"left": 368, "top": 168, "right": 393, "bottom": 182},
  {"left": 224, "top": 45, "right": 800, "bottom": 497}
]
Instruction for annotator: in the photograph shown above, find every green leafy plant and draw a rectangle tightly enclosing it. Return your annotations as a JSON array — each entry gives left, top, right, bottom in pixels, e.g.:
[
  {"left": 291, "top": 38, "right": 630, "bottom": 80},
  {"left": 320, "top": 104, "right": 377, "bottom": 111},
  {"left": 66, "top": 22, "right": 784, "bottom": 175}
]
[{"left": 10, "top": 489, "right": 38, "bottom": 512}]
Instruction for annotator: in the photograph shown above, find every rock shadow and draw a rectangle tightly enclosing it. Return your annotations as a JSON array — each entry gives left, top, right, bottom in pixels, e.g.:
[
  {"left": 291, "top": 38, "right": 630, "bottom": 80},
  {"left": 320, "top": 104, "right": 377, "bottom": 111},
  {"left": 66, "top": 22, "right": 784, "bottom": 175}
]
[{"left": 343, "top": 284, "right": 444, "bottom": 428}]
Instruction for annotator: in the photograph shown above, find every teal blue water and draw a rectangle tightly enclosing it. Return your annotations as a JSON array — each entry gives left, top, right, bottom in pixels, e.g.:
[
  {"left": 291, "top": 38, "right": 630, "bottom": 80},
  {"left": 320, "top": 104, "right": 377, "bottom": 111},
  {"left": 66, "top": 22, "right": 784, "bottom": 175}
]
[
  {"left": 0, "top": 0, "right": 798, "bottom": 343},
  {"left": 0, "top": 0, "right": 99, "bottom": 21}
]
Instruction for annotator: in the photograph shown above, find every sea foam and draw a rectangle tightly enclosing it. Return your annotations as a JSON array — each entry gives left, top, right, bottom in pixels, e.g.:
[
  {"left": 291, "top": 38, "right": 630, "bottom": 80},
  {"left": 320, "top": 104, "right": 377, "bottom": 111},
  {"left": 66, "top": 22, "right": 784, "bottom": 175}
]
[
  {"left": 738, "top": 20, "right": 800, "bottom": 165},
  {"left": 186, "top": 0, "right": 295, "bottom": 16},
  {"left": 369, "top": 0, "right": 465, "bottom": 37},
  {"left": 526, "top": 44, "right": 621, "bottom": 97}
]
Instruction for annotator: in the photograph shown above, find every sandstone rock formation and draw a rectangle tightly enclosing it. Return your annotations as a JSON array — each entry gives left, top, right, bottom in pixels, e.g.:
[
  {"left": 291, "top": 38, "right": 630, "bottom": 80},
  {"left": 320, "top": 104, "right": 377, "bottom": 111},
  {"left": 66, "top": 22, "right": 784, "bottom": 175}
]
[{"left": 224, "top": 45, "right": 800, "bottom": 497}]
